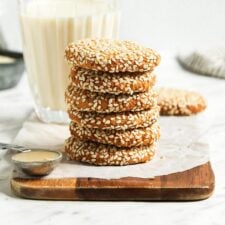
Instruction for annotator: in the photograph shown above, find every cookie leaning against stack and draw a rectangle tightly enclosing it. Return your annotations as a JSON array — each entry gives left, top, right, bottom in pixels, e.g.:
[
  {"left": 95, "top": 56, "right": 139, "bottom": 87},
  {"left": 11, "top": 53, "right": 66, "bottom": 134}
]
[{"left": 64, "top": 38, "right": 161, "bottom": 166}]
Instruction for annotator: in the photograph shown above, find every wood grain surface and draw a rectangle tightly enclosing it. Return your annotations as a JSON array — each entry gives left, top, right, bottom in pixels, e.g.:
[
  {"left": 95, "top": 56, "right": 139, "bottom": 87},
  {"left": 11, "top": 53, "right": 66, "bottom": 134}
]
[{"left": 11, "top": 162, "right": 215, "bottom": 201}]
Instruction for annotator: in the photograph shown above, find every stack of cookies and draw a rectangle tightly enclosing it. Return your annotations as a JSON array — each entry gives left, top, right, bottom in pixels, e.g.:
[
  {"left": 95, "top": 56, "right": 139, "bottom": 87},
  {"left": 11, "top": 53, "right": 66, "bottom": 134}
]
[{"left": 64, "top": 39, "right": 161, "bottom": 166}]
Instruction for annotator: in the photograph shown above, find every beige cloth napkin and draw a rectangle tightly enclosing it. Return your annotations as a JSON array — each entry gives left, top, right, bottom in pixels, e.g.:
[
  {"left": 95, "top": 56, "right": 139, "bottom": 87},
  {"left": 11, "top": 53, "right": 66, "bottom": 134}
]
[{"left": 9, "top": 112, "right": 210, "bottom": 179}]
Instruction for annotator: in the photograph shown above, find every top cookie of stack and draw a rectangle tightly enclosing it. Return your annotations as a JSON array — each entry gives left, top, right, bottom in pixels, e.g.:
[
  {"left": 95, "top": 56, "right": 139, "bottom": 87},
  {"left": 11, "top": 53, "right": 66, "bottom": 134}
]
[
  {"left": 64, "top": 38, "right": 161, "bottom": 166},
  {"left": 65, "top": 39, "right": 160, "bottom": 73}
]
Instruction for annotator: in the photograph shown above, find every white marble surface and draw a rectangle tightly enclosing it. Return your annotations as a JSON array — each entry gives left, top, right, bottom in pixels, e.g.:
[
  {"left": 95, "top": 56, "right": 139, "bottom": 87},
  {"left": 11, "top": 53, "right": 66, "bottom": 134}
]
[{"left": 1, "top": 54, "right": 225, "bottom": 225}]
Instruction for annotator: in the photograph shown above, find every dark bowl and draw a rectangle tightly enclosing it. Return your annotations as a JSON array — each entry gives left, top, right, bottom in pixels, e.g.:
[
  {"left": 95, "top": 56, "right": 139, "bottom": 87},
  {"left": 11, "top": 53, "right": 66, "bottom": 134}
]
[{"left": 0, "top": 49, "right": 24, "bottom": 90}]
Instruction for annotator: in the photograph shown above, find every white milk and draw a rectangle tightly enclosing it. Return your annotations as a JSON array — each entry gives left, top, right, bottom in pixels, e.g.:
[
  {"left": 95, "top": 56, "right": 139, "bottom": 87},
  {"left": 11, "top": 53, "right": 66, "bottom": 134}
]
[{"left": 20, "top": 0, "right": 120, "bottom": 121}]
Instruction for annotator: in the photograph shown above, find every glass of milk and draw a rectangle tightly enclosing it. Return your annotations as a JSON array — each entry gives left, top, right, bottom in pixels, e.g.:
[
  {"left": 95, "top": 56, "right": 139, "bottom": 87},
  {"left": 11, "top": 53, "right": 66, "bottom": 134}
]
[{"left": 18, "top": 0, "right": 120, "bottom": 123}]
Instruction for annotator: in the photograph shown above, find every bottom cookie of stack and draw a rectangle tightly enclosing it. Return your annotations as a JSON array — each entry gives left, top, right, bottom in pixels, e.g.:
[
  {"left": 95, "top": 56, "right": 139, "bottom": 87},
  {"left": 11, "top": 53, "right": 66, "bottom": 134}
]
[{"left": 65, "top": 137, "right": 156, "bottom": 166}]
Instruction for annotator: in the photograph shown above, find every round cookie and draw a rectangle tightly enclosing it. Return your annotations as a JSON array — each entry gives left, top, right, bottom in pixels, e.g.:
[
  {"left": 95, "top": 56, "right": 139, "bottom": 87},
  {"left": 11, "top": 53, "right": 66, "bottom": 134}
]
[
  {"left": 157, "top": 87, "right": 207, "bottom": 116},
  {"left": 65, "top": 137, "right": 156, "bottom": 166},
  {"left": 70, "top": 67, "right": 156, "bottom": 95},
  {"left": 70, "top": 121, "right": 160, "bottom": 147},
  {"left": 65, "top": 84, "right": 158, "bottom": 113},
  {"left": 68, "top": 107, "right": 159, "bottom": 130},
  {"left": 65, "top": 38, "right": 161, "bottom": 73}
]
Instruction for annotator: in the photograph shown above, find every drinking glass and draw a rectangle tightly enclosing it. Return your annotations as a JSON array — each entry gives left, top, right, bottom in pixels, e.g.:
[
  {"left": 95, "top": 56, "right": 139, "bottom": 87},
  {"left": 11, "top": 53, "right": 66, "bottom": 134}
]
[{"left": 18, "top": 0, "right": 120, "bottom": 123}]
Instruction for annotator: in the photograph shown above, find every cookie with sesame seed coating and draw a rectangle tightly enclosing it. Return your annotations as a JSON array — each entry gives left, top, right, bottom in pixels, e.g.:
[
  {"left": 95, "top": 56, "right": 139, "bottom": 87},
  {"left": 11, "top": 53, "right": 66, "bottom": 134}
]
[
  {"left": 65, "top": 38, "right": 160, "bottom": 73},
  {"left": 70, "top": 121, "right": 160, "bottom": 147},
  {"left": 68, "top": 107, "right": 159, "bottom": 130},
  {"left": 70, "top": 67, "right": 156, "bottom": 95},
  {"left": 65, "top": 84, "right": 158, "bottom": 113},
  {"left": 157, "top": 87, "right": 207, "bottom": 116},
  {"left": 65, "top": 137, "right": 156, "bottom": 166}
]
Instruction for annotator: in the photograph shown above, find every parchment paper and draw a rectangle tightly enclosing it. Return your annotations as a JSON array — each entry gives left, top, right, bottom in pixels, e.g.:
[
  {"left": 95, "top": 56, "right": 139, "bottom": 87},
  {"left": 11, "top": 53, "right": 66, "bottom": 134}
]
[{"left": 12, "top": 112, "right": 210, "bottom": 179}]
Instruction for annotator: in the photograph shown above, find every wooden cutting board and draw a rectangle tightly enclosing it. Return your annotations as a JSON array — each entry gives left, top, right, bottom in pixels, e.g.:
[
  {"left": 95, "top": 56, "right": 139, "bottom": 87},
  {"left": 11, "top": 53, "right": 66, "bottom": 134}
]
[{"left": 11, "top": 162, "right": 215, "bottom": 201}]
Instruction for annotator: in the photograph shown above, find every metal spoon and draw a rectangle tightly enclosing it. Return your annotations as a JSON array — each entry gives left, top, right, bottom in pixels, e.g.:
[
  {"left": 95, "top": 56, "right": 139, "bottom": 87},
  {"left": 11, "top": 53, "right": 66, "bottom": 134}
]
[
  {"left": 0, "top": 142, "right": 31, "bottom": 152},
  {"left": 0, "top": 143, "right": 62, "bottom": 176}
]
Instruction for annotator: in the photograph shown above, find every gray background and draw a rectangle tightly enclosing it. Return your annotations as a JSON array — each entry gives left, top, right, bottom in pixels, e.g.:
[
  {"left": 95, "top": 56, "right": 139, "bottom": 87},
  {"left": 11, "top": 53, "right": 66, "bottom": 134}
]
[{"left": 1, "top": 0, "right": 225, "bottom": 51}]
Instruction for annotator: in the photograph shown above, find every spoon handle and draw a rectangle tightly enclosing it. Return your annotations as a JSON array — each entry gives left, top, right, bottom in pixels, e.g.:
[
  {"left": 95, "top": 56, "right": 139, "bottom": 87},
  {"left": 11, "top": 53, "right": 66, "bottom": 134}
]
[{"left": 0, "top": 143, "right": 30, "bottom": 152}]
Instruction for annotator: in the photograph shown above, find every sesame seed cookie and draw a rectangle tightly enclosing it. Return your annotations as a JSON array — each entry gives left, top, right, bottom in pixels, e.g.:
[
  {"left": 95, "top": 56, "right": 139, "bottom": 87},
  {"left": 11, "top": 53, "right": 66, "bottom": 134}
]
[
  {"left": 70, "top": 121, "right": 160, "bottom": 147},
  {"left": 70, "top": 67, "right": 156, "bottom": 95},
  {"left": 65, "top": 84, "right": 158, "bottom": 113},
  {"left": 65, "top": 137, "right": 156, "bottom": 166},
  {"left": 65, "top": 38, "right": 161, "bottom": 73},
  {"left": 157, "top": 87, "right": 207, "bottom": 116},
  {"left": 68, "top": 107, "right": 159, "bottom": 130}
]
